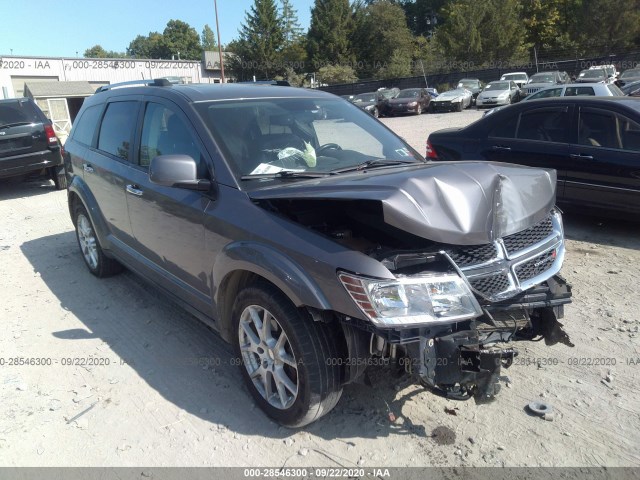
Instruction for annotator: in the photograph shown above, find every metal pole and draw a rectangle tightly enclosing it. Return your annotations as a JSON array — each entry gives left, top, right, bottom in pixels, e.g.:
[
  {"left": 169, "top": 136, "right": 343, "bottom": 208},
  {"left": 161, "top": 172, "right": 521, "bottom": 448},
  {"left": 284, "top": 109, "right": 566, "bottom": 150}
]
[
  {"left": 214, "top": 0, "right": 225, "bottom": 83},
  {"left": 534, "top": 47, "right": 539, "bottom": 73},
  {"left": 419, "top": 59, "right": 428, "bottom": 87}
]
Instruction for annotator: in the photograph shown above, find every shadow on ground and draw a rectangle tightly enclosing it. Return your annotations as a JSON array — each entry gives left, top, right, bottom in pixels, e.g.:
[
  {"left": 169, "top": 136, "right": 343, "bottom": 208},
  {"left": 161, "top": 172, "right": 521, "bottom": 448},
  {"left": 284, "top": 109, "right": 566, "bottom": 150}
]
[
  {"left": 20, "top": 231, "right": 434, "bottom": 442},
  {"left": 0, "top": 175, "right": 58, "bottom": 201}
]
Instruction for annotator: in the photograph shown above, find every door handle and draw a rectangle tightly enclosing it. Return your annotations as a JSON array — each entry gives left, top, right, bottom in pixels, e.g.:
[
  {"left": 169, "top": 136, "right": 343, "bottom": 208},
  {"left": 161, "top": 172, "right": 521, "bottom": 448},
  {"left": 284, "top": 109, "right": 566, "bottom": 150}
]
[
  {"left": 492, "top": 145, "right": 511, "bottom": 152},
  {"left": 126, "top": 184, "right": 143, "bottom": 196},
  {"left": 569, "top": 154, "right": 594, "bottom": 160},
  {"left": 83, "top": 164, "right": 94, "bottom": 173}
]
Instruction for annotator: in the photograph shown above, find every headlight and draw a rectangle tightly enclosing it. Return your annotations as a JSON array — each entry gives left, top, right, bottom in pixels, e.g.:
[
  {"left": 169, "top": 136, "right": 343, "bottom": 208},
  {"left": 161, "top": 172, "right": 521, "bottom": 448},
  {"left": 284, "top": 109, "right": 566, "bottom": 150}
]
[
  {"left": 338, "top": 272, "right": 482, "bottom": 327},
  {"left": 498, "top": 93, "right": 509, "bottom": 99},
  {"left": 408, "top": 101, "right": 418, "bottom": 107},
  {"left": 364, "top": 105, "right": 374, "bottom": 110}
]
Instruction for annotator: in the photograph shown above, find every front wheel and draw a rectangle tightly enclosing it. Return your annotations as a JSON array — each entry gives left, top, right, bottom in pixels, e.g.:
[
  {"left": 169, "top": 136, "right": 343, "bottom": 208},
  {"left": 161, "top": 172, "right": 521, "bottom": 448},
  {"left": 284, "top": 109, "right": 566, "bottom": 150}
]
[
  {"left": 233, "top": 283, "right": 343, "bottom": 427},
  {"left": 373, "top": 107, "right": 379, "bottom": 118},
  {"left": 416, "top": 104, "right": 422, "bottom": 115}
]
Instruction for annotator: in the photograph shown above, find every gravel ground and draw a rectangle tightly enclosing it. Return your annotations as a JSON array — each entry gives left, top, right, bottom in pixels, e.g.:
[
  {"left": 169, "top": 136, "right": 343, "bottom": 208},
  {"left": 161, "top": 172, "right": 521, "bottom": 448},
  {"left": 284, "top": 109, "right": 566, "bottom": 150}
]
[{"left": 1, "top": 109, "right": 639, "bottom": 469}]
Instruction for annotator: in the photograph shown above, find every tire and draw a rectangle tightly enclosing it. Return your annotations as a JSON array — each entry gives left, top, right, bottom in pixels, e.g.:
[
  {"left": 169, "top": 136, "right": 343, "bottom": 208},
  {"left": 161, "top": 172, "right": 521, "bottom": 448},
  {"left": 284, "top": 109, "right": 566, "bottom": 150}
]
[
  {"left": 373, "top": 107, "right": 379, "bottom": 118},
  {"left": 232, "top": 282, "right": 343, "bottom": 428},
  {"left": 74, "top": 204, "right": 122, "bottom": 277},
  {"left": 50, "top": 165, "right": 67, "bottom": 190},
  {"left": 456, "top": 101, "right": 463, "bottom": 112},
  {"left": 416, "top": 104, "right": 422, "bottom": 115}
]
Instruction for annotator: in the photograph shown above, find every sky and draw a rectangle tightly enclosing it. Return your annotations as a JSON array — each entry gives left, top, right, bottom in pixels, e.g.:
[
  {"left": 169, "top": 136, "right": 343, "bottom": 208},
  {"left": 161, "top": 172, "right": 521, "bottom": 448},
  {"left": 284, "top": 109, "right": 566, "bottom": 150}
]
[{"left": 0, "top": 0, "right": 314, "bottom": 58}]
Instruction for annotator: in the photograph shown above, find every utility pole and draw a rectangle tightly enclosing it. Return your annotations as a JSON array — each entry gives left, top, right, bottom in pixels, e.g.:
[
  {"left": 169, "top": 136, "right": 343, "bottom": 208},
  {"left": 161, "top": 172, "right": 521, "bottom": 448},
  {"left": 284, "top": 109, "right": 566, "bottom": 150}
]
[{"left": 214, "top": 0, "right": 225, "bottom": 83}]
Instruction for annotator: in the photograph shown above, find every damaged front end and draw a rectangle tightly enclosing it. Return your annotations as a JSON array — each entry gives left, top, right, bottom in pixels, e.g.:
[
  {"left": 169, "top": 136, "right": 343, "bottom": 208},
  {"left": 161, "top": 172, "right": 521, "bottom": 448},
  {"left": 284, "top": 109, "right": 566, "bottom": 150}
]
[{"left": 250, "top": 162, "right": 573, "bottom": 401}]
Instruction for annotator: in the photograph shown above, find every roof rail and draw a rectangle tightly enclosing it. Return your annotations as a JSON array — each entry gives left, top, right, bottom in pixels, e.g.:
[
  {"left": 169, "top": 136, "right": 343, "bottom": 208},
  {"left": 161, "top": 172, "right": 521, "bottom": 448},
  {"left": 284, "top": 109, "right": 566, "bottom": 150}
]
[{"left": 95, "top": 78, "right": 172, "bottom": 93}]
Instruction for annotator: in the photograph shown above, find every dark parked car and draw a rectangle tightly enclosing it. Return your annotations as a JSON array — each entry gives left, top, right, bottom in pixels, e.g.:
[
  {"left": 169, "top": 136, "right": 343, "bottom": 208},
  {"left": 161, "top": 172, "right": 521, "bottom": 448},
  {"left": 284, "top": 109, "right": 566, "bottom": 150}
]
[
  {"left": 621, "top": 80, "right": 640, "bottom": 97},
  {"left": 457, "top": 78, "right": 483, "bottom": 103},
  {"left": 427, "top": 97, "right": 640, "bottom": 217},
  {"left": 617, "top": 68, "right": 640, "bottom": 87},
  {"left": 0, "top": 97, "right": 66, "bottom": 188},
  {"left": 64, "top": 80, "right": 573, "bottom": 427},
  {"left": 351, "top": 91, "right": 390, "bottom": 117},
  {"left": 576, "top": 68, "right": 613, "bottom": 84},
  {"left": 385, "top": 88, "right": 431, "bottom": 115}
]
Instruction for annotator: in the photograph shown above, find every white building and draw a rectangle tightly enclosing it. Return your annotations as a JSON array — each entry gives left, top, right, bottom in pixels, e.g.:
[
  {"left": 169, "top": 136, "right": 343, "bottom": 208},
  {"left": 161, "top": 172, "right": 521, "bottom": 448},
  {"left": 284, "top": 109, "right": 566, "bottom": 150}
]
[{"left": 0, "top": 54, "right": 227, "bottom": 142}]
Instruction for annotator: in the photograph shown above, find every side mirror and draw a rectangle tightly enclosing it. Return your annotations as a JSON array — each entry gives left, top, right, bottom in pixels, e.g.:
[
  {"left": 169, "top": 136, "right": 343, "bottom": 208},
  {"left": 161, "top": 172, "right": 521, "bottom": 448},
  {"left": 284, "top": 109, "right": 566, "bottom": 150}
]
[{"left": 149, "top": 154, "right": 210, "bottom": 191}]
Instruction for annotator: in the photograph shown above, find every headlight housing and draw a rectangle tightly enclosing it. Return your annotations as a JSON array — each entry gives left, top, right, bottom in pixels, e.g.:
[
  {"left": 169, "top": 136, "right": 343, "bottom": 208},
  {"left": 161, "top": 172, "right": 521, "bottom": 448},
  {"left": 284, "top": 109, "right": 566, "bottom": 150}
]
[
  {"left": 365, "top": 105, "right": 374, "bottom": 110},
  {"left": 408, "top": 101, "right": 418, "bottom": 107},
  {"left": 338, "top": 272, "right": 482, "bottom": 327}
]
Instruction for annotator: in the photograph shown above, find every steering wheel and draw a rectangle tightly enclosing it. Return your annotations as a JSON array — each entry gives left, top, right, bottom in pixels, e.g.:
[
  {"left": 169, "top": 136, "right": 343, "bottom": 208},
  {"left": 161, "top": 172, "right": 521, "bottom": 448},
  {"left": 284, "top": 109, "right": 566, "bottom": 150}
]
[{"left": 316, "top": 143, "right": 342, "bottom": 156}]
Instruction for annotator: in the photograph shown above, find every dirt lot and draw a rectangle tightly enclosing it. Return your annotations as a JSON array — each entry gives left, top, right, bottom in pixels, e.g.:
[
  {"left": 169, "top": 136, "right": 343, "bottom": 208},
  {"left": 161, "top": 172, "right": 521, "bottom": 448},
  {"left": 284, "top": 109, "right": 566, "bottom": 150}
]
[{"left": 1, "top": 109, "right": 639, "bottom": 468}]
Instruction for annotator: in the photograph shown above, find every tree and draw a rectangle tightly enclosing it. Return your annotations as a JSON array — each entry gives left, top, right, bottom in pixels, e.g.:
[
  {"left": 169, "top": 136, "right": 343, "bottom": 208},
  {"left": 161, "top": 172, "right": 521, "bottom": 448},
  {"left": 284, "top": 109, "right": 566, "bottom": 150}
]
[
  {"left": 84, "top": 45, "right": 126, "bottom": 58},
  {"left": 280, "top": 0, "right": 304, "bottom": 44},
  {"left": 127, "top": 32, "right": 163, "bottom": 58},
  {"left": 317, "top": 64, "right": 358, "bottom": 84},
  {"left": 156, "top": 19, "right": 203, "bottom": 60},
  {"left": 432, "top": 0, "right": 528, "bottom": 66},
  {"left": 307, "top": 0, "right": 354, "bottom": 69},
  {"left": 352, "top": 1, "right": 415, "bottom": 78},
  {"left": 230, "top": 0, "right": 286, "bottom": 79},
  {"left": 401, "top": 0, "right": 448, "bottom": 37},
  {"left": 201, "top": 24, "right": 217, "bottom": 51}
]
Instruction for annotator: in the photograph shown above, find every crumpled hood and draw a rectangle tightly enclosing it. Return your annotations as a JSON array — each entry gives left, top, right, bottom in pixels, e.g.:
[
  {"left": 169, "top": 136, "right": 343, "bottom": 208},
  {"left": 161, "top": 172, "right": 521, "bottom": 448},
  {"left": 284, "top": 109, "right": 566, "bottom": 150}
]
[
  {"left": 248, "top": 162, "right": 557, "bottom": 245},
  {"left": 436, "top": 91, "right": 465, "bottom": 101}
]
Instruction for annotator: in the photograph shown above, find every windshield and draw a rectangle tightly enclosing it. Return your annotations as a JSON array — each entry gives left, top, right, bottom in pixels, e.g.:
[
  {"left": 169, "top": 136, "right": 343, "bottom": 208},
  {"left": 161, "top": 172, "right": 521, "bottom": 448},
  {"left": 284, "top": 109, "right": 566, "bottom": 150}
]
[
  {"left": 503, "top": 74, "right": 527, "bottom": 81},
  {"left": 353, "top": 93, "right": 376, "bottom": 103},
  {"left": 484, "top": 82, "right": 510, "bottom": 90},
  {"left": 397, "top": 89, "right": 420, "bottom": 98},
  {"left": 0, "top": 100, "right": 41, "bottom": 127},
  {"left": 195, "top": 98, "right": 423, "bottom": 179},
  {"left": 529, "top": 73, "right": 554, "bottom": 83},
  {"left": 621, "top": 69, "right": 640, "bottom": 79},
  {"left": 579, "top": 70, "right": 605, "bottom": 79},
  {"left": 457, "top": 80, "right": 478, "bottom": 88}
]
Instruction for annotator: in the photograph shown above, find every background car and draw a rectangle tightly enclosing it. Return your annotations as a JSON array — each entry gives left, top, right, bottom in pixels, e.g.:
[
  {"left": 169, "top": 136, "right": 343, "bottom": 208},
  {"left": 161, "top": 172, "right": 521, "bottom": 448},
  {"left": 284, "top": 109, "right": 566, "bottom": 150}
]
[
  {"left": 577, "top": 68, "right": 614, "bottom": 84},
  {"left": 500, "top": 72, "right": 529, "bottom": 88},
  {"left": 457, "top": 78, "right": 483, "bottom": 104},
  {"left": 522, "top": 71, "right": 569, "bottom": 97},
  {"left": 621, "top": 80, "right": 640, "bottom": 97},
  {"left": 0, "top": 97, "right": 66, "bottom": 189},
  {"left": 426, "top": 97, "right": 640, "bottom": 217},
  {"left": 429, "top": 87, "right": 472, "bottom": 112},
  {"left": 483, "top": 82, "right": 624, "bottom": 116},
  {"left": 590, "top": 64, "right": 618, "bottom": 81},
  {"left": 385, "top": 88, "right": 431, "bottom": 115},
  {"left": 617, "top": 68, "right": 640, "bottom": 86},
  {"left": 475, "top": 80, "right": 520, "bottom": 108},
  {"left": 351, "top": 91, "right": 386, "bottom": 117}
]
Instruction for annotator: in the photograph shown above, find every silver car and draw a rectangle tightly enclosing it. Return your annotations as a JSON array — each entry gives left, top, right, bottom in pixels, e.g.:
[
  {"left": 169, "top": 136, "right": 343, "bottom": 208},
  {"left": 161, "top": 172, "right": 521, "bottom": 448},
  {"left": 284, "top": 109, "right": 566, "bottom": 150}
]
[
  {"left": 429, "top": 88, "right": 472, "bottom": 112},
  {"left": 475, "top": 80, "right": 520, "bottom": 108}
]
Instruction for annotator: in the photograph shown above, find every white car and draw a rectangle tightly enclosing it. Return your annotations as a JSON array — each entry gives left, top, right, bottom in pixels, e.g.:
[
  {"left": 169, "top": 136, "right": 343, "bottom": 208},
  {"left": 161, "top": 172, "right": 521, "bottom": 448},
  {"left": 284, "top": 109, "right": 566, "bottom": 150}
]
[
  {"left": 577, "top": 68, "right": 615, "bottom": 84},
  {"left": 500, "top": 72, "right": 529, "bottom": 88},
  {"left": 429, "top": 88, "right": 472, "bottom": 112},
  {"left": 590, "top": 64, "right": 618, "bottom": 80}
]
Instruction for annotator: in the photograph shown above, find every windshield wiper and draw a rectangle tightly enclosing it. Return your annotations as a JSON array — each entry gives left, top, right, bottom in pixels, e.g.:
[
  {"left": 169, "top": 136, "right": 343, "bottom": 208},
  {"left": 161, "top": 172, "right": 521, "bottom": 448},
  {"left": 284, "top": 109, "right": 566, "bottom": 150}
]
[
  {"left": 240, "top": 170, "right": 332, "bottom": 180},
  {"left": 330, "top": 158, "right": 421, "bottom": 174}
]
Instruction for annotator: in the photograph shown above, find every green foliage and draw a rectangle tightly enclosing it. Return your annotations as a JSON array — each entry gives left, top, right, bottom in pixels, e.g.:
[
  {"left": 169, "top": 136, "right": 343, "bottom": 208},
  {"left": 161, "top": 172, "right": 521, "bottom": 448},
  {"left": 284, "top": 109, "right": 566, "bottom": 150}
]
[
  {"left": 126, "top": 32, "right": 163, "bottom": 58},
  {"left": 202, "top": 24, "right": 217, "bottom": 51},
  {"left": 156, "top": 20, "right": 203, "bottom": 60},
  {"left": 83, "top": 45, "right": 126, "bottom": 58},
  {"left": 307, "top": 0, "right": 354, "bottom": 68},
  {"left": 432, "top": 0, "right": 528, "bottom": 66},
  {"left": 351, "top": 1, "right": 415, "bottom": 78},
  {"left": 316, "top": 64, "right": 358, "bottom": 84},
  {"left": 228, "top": 0, "right": 286, "bottom": 79}
]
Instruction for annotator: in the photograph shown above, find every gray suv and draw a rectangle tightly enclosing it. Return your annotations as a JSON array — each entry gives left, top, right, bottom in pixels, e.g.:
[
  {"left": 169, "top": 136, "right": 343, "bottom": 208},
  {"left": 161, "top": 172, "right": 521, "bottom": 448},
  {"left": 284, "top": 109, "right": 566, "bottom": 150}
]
[{"left": 64, "top": 80, "right": 572, "bottom": 427}]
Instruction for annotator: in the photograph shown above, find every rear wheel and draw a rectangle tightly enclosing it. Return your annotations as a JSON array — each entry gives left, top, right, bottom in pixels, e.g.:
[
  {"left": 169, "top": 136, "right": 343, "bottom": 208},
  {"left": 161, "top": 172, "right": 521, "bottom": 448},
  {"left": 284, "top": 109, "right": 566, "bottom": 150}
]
[
  {"left": 232, "top": 283, "right": 343, "bottom": 427},
  {"left": 74, "top": 204, "right": 122, "bottom": 277},
  {"left": 50, "top": 165, "right": 67, "bottom": 190}
]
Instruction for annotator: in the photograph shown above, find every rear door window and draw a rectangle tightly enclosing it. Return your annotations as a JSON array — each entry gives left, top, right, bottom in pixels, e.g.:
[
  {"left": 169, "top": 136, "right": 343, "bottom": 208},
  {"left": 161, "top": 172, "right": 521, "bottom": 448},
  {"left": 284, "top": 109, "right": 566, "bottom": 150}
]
[
  {"left": 579, "top": 108, "right": 640, "bottom": 151},
  {"left": 516, "top": 107, "right": 569, "bottom": 143},
  {"left": 97, "top": 101, "right": 138, "bottom": 161},
  {"left": 565, "top": 86, "right": 595, "bottom": 96}
]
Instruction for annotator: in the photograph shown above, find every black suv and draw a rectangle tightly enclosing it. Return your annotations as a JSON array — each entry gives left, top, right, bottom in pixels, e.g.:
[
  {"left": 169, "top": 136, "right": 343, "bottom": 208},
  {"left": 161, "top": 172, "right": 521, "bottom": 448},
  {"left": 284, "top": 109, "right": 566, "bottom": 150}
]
[
  {"left": 64, "top": 80, "right": 572, "bottom": 427},
  {"left": 0, "top": 97, "right": 66, "bottom": 188}
]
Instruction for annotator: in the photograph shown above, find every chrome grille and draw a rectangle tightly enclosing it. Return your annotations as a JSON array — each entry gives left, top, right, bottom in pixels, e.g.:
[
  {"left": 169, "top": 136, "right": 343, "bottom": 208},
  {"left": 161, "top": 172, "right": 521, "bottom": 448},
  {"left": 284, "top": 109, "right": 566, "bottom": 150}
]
[
  {"left": 515, "top": 250, "right": 556, "bottom": 282},
  {"left": 503, "top": 215, "right": 553, "bottom": 255},
  {"left": 469, "top": 273, "right": 510, "bottom": 298},
  {"left": 445, "top": 211, "right": 564, "bottom": 301}
]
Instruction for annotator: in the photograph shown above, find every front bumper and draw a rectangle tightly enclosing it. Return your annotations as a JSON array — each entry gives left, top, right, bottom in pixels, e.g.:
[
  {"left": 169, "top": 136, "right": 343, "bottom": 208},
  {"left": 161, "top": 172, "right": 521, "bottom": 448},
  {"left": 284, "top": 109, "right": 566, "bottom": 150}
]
[
  {"left": 476, "top": 97, "right": 510, "bottom": 107},
  {"left": 431, "top": 101, "right": 461, "bottom": 112}
]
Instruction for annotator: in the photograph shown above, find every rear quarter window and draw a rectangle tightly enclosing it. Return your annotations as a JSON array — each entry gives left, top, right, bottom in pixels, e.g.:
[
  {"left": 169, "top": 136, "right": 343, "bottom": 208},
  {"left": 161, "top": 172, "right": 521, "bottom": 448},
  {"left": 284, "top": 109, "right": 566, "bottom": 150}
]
[{"left": 71, "top": 104, "right": 102, "bottom": 147}]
